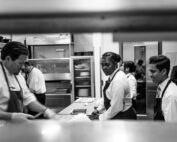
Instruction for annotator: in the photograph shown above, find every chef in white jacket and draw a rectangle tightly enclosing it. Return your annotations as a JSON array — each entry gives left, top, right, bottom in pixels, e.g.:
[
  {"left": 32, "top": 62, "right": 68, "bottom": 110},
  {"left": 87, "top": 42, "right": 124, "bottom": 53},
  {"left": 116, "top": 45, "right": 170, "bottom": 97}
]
[
  {"left": 22, "top": 61, "right": 46, "bottom": 117},
  {"left": 120, "top": 61, "right": 137, "bottom": 110},
  {"left": 92, "top": 52, "right": 137, "bottom": 120},
  {"left": 0, "top": 41, "right": 56, "bottom": 121}
]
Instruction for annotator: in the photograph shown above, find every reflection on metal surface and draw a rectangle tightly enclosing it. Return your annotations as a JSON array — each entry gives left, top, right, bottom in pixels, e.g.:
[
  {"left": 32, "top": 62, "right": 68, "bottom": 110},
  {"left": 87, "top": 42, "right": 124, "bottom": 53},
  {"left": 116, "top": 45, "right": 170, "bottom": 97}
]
[
  {"left": 44, "top": 73, "right": 71, "bottom": 81},
  {"left": 41, "top": 123, "right": 62, "bottom": 141}
]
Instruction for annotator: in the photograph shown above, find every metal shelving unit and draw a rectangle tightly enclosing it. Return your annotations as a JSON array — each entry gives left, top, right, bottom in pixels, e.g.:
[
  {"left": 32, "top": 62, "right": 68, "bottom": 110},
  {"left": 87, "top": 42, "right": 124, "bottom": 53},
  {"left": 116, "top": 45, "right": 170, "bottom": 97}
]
[{"left": 71, "top": 56, "right": 95, "bottom": 102}]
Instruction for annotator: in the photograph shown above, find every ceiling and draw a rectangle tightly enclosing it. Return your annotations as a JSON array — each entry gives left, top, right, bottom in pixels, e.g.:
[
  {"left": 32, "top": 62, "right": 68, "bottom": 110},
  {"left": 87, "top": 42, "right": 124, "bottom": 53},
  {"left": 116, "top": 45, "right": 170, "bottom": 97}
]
[{"left": 1, "top": 0, "right": 177, "bottom": 34}]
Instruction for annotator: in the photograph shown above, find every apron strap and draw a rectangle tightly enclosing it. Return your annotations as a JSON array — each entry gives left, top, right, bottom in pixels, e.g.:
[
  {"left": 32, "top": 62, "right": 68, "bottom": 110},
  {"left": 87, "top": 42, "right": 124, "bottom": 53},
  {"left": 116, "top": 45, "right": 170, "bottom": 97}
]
[
  {"left": 103, "top": 69, "right": 120, "bottom": 110},
  {"left": 1, "top": 63, "right": 12, "bottom": 93},
  {"left": 161, "top": 79, "right": 172, "bottom": 99}
]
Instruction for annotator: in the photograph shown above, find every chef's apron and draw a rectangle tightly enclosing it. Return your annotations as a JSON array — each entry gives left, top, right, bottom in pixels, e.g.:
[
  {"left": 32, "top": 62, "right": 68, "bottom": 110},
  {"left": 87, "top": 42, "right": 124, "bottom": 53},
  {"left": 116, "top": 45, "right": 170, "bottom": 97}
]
[
  {"left": 103, "top": 70, "right": 136, "bottom": 120},
  {"left": 1, "top": 63, "right": 23, "bottom": 112},
  {"left": 153, "top": 80, "right": 171, "bottom": 121}
]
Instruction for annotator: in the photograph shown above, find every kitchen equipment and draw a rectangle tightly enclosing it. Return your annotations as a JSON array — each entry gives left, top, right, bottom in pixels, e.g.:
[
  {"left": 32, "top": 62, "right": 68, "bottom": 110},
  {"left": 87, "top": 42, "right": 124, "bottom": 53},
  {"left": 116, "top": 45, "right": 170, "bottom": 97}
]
[
  {"left": 80, "top": 71, "right": 90, "bottom": 76},
  {"left": 78, "top": 88, "right": 89, "bottom": 97}
]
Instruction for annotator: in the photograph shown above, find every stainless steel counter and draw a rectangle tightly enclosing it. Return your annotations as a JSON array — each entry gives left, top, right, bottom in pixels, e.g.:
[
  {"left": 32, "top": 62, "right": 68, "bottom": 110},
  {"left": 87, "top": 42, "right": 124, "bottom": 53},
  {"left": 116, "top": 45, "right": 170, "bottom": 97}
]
[
  {"left": 56, "top": 97, "right": 96, "bottom": 120},
  {"left": 1, "top": 98, "right": 177, "bottom": 142},
  {"left": 0, "top": 120, "right": 177, "bottom": 142}
]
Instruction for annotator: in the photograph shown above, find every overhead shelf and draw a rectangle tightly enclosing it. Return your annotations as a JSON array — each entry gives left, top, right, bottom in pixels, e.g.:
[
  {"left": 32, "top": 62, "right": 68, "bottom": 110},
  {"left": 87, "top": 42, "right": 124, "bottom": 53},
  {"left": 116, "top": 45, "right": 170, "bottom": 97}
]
[{"left": 1, "top": 0, "right": 177, "bottom": 33}]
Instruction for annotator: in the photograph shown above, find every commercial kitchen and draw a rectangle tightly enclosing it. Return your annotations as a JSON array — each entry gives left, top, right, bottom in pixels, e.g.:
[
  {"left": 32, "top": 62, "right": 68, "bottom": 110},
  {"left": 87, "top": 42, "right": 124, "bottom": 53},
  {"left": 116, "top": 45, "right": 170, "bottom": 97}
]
[{"left": 1, "top": 0, "right": 177, "bottom": 142}]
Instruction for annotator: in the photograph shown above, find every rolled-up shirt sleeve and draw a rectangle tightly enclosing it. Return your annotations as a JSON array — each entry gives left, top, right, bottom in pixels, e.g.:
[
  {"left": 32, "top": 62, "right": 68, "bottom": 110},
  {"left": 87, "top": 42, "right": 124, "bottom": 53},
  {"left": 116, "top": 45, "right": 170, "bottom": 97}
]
[{"left": 128, "top": 77, "right": 137, "bottom": 98}]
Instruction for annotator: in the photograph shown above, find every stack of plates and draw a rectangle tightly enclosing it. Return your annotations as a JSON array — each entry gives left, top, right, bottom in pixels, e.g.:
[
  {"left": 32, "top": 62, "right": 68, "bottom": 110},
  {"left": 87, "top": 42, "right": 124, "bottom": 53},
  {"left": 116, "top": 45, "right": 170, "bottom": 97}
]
[
  {"left": 78, "top": 89, "right": 89, "bottom": 97},
  {"left": 80, "top": 71, "right": 90, "bottom": 76}
]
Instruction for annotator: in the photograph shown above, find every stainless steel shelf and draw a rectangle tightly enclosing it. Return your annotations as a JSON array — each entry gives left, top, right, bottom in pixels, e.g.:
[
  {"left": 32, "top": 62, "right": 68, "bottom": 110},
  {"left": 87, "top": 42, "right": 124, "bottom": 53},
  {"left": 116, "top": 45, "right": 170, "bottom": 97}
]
[
  {"left": 75, "top": 76, "right": 90, "bottom": 79},
  {"left": 46, "top": 93, "right": 72, "bottom": 96},
  {"left": 75, "top": 69, "right": 90, "bottom": 71},
  {"left": 75, "top": 85, "right": 91, "bottom": 88}
]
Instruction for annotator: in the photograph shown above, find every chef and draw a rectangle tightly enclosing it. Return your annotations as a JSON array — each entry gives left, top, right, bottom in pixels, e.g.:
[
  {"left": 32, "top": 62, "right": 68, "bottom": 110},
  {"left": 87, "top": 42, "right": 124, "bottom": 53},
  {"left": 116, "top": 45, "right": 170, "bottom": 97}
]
[
  {"left": 0, "top": 41, "right": 56, "bottom": 121},
  {"left": 21, "top": 61, "right": 46, "bottom": 117},
  {"left": 92, "top": 52, "right": 137, "bottom": 120}
]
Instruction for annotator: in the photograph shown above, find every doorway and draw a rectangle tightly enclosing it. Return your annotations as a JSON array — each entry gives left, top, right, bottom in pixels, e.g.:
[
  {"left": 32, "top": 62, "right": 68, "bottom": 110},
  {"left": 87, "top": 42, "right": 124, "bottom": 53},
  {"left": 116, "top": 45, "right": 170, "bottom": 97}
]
[
  {"left": 134, "top": 45, "right": 146, "bottom": 114},
  {"left": 122, "top": 42, "right": 159, "bottom": 119}
]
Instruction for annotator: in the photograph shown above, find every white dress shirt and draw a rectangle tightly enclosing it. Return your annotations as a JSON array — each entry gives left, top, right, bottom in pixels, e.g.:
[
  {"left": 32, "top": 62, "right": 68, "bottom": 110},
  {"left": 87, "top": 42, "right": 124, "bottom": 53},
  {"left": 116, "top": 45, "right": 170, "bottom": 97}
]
[
  {"left": 98, "top": 69, "right": 132, "bottom": 120},
  {"left": 158, "top": 78, "right": 177, "bottom": 122},
  {"left": 126, "top": 73, "right": 137, "bottom": 99},
  {"left": 27, "top": 67, "right": 46, "bottom": 94},
  {"left": 0, "top": 65, "right": 36, "bottom": 111}
]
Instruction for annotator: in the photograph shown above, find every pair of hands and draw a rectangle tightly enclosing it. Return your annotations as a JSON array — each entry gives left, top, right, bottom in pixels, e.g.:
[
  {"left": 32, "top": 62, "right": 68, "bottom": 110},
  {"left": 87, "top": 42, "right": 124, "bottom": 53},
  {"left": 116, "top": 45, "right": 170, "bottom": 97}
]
[
  {"left": 91, "top": 107, "right": 100, "bottom": 116},
  {"left": 11, "top": 108, "right": 56, "bottom": 122}
]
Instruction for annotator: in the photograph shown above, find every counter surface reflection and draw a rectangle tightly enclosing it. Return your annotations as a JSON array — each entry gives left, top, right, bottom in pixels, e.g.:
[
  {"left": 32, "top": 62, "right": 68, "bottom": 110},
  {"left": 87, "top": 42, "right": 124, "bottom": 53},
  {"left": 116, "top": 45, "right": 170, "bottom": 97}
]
[{"left": 0, "top": 120, "right": 177, "bottom": 142}]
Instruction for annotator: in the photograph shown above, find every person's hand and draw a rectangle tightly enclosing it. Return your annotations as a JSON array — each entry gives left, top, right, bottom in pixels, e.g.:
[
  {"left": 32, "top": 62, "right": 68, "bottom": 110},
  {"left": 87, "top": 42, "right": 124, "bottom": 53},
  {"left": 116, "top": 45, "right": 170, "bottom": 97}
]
[
  {"left": 43, "top": 108, "right": 56, "bottom": 119},
  {"left": 91, "top": 108, "right": 99, "bottom": 116},
  {"left": 11, "top": 113, "right": 34, "bottom": 122}
]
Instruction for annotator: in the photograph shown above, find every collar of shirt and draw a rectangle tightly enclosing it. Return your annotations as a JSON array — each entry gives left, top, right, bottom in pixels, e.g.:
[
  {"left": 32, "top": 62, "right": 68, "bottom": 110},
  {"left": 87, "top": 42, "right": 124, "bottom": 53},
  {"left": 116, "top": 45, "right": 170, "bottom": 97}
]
[
  {"left": 126, "top": 73, "right": 131, "bottom": 78},
  {"left": 109, "top": 68, "right": 119, "bottom": 81},
  {"left": 158, "top": 77, "right": 170, "bottom": 98}
]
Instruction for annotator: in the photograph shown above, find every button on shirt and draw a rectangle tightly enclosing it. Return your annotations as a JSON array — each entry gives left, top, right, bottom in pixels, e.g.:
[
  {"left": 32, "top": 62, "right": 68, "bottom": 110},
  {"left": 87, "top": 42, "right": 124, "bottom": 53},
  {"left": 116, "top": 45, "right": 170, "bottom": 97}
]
[
  {"left": 0, "top": 65, "right": 36, "bottom": 111},
  {"left": 27, "top": 67, "right": 46, "bottom": 94},
  {"left": 99, "top": 69, "right": 131, "bottom": 120},
  {"left": 158, "top": 78, "right": 177, "bottom": 122}
]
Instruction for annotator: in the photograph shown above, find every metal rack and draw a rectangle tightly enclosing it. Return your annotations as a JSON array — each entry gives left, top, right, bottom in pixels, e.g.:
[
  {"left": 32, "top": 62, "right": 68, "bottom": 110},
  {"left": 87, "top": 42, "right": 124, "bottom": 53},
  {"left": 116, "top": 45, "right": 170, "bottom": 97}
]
[{"left": 71, "top": 56, "right": 95, "bottom": 102}]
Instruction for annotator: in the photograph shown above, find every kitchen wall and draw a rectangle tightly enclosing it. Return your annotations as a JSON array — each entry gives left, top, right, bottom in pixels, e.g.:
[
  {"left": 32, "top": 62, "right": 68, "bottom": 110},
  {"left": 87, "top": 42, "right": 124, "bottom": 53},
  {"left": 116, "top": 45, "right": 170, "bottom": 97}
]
[
  {"left": 162, "top": 42, "right": 177, "bottom": 75},
  {"left": 74, "top": 34, "right": 94, "bottom": 52}
]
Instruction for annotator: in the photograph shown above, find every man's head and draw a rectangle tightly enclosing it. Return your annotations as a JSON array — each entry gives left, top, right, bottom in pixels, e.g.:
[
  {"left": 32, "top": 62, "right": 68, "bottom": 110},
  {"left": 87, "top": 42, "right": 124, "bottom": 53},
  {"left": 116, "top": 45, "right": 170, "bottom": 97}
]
[
  {"left": 122, "top": 61, "right": 136, "bottom": 74},
  {"left": 1, "top": 41, "right": 29, "bottom": 75},
  {"left": 21, "top": 61, "right": 32, "bottom": 74},
  {"left": 149, "top": 55, "right": 170, "bottom": 84},
  {"left": 137, "top": 59, "right": 144, "bottom": 66},
  {"left": 101, "top": 52, "right": 121, "bottom": 76}
]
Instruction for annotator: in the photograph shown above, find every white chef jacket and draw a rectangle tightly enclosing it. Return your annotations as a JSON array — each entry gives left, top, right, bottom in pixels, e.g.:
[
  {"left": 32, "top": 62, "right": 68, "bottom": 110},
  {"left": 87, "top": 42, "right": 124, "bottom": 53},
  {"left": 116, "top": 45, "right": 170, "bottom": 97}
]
[
  {"left": 126, "top": 73, "right": 137, "bottom": 99},
  {"left": 99, "top": 69, "right": 132, "bottom": 120},
  {"left": 0, "top": 65, "right": 36, "bottom": 111},
  {"left": 158, "top": 78, "right": 177, "bottom": 122},
  {"left": 27, "top": 67, "right": 46, "bottom": 94}
]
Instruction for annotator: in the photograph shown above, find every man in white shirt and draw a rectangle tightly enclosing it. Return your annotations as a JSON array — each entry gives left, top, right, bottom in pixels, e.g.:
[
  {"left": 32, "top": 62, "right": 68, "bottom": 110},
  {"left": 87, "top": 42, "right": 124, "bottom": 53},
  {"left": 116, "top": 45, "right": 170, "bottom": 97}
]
[
  {"left": 0, "top": 41, "right": 56, "bottom": 121},
  {"left": 149, "top": 55, "right": 177, "bottom": 122},
  {"left": 22, "top": 61, "right": 46, "bottom": 116}
]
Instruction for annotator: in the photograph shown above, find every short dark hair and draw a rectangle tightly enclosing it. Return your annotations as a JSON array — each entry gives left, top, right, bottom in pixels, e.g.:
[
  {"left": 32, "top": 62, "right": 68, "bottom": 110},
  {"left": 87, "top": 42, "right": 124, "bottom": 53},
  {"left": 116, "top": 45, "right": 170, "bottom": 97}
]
[
  {"left": 102, "top": 52, "right": 121, "bottom": 65},
  {"left": 124, "top": 61, "right": 136, "bottom": 73},
  {"left": 137, "top": 59, "right": 144, "bottom": 66},
  {"left": 149, "top": 55, "right": 170, "bottom": 75},
  {"left": 24, "top": 61, "right": 30, "bottom": 66},
  {"left": 1, "top": 41, "right": 29, "bottom": 61}
]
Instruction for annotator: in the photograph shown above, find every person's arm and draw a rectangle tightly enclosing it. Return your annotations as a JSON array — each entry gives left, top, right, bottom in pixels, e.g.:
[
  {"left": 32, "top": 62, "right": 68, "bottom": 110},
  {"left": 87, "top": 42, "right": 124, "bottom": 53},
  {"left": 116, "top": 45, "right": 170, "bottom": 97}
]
[
  {"left": 19, "top": 74, "right": 56, "bottom": 119},
  {"left": 163, "top": 96, "right": 177, "bottom": 122},
  {"left": 0, "top": 110, "right": 34, "bottom": 121},
  {"left": 92, "top": 98, "right": 105, "bottom": 115},
  {"left": 0, "top": 111, "right": 13, "bottom": 120},
  {"left": 99, "top": 80, "right": 124, "bottom": 120},
  {"left": 128, "top": 76, "right": 137, "bottom": 99},
  {"left": 27, "top": 101, "right": 56, "bottom": 118}
]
